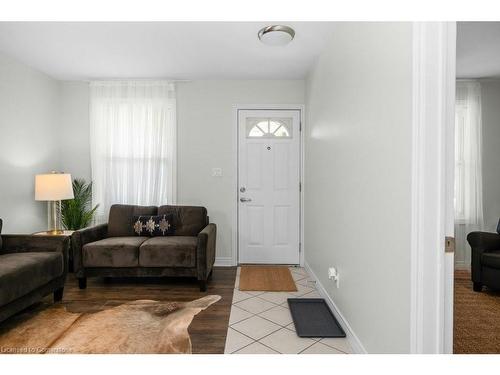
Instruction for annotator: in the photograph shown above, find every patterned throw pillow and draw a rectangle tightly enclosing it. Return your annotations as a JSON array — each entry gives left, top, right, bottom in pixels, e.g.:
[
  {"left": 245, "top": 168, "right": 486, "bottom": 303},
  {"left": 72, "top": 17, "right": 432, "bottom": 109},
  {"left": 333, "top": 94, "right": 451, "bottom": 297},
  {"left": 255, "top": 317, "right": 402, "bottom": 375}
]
[{"left": 133, "top": 214, "right": 175, "bottom": 236}]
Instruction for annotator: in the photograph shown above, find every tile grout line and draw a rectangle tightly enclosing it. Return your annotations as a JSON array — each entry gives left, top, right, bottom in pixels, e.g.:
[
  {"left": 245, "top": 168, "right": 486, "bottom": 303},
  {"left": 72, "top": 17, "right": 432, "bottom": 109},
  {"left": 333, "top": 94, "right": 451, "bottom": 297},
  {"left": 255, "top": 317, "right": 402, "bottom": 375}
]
[
  {"left": 314, "top": 339, "right": 349, "bottom": 354},
  {"left": 297, "top": 339, "right": 325, "bottom": 354},
  {"left": 229, "top": 317, "right": 283, "bottom": 342},
  {"left": 228, "top": 325, "right": 282, "bottom": 353},
  {"left": 229, "top": 300, "right": 323, "bottom": 349},
  {"left": 233, "top": 292, "right": 289, "bottom": 312},
  {"left": 229, "top": 302, "right": 311, "bottom": 351},
  {"left": 232, "top": 321, "right": 316, "bottom": 354},
  {"left": 234, "top": 288, "right": 316, "bottom": 310},
  {"left": 231, "top": 307, "right": 309, "bottom": 338},
  {"left": 296, "top": 340, "right": 347, "bottom": 355},
  {"left": 232, "top": 336, "right": 282, "bottom": 354}
]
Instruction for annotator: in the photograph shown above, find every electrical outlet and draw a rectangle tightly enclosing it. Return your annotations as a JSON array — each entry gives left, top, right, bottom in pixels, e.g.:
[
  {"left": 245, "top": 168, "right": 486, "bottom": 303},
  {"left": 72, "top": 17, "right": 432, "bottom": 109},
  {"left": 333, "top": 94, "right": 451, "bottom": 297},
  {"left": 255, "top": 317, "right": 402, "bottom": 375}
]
[
  {"left": 328, "top": 267, "right": 340, "bottom": 288},
  {"left": 212, "top": 168, "right": 223, "bottom": 177}
]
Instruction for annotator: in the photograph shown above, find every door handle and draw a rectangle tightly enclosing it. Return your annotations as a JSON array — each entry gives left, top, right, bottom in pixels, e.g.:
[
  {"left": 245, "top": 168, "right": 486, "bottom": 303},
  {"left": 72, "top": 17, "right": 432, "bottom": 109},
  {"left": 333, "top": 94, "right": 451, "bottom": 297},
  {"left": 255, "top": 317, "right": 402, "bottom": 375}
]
[{"left": 240, "top": 197, "right": 252, "bottom": 202}]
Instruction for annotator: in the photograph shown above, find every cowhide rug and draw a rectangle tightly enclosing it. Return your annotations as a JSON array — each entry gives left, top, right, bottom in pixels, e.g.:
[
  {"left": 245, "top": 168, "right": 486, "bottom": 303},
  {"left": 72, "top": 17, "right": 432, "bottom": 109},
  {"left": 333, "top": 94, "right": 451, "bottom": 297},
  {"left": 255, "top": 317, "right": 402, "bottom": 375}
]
[{"left": 0, "top": 295, "right": 221, "bottom": 354}]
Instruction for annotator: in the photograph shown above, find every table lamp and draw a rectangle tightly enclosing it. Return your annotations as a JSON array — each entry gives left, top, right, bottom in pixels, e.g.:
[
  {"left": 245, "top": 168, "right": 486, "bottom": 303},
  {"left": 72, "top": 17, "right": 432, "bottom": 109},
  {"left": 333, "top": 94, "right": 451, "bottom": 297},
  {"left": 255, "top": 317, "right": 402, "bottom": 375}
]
[{"left": 35, "top": 172, "right": 74, "bottom": 234}]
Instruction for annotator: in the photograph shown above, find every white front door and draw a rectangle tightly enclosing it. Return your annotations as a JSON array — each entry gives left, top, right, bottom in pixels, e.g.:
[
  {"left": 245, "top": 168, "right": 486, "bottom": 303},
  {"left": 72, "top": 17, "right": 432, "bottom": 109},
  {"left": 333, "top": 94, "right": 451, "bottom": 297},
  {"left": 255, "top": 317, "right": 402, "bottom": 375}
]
[{"left": 238, "top": 109, "right": 301, "bottom": 264}]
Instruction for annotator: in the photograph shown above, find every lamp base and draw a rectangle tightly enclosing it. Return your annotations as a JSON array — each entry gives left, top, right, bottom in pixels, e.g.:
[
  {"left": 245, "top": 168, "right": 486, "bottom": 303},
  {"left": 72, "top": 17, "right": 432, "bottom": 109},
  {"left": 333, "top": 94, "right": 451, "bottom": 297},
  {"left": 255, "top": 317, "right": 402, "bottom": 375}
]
[
  {"left": 47, "top": 200, "right": 63, "bottom": 233},
  {"left": 46, "top": 229, "right": 65, "bottom": 235}
]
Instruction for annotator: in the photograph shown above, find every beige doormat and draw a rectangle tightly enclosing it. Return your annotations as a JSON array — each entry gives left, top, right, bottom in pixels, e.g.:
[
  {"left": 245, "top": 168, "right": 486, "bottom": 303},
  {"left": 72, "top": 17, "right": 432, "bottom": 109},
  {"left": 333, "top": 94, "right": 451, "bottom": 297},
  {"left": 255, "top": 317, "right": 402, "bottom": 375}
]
[
  {"left": 239, "top": 266, "right": 297, "bottom": 292},
  {"left": 0, "top": 295, "right": 220, "bottom": 354}
]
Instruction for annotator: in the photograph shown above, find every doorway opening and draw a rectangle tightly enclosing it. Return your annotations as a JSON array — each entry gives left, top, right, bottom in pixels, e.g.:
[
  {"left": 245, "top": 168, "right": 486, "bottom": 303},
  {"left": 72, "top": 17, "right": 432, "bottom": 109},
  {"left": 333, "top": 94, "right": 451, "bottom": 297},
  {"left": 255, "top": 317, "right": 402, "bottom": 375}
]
[{"left": 453, "top": 22, "right": 500, "bottom": 354}]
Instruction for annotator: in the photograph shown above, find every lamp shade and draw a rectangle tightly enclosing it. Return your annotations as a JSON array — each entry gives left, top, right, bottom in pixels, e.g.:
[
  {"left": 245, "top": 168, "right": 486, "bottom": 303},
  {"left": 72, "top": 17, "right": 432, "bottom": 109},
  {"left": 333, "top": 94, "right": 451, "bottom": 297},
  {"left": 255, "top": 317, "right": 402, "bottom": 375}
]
[{"left": 35, "top": 173, "right": 74, "bottom": 201}]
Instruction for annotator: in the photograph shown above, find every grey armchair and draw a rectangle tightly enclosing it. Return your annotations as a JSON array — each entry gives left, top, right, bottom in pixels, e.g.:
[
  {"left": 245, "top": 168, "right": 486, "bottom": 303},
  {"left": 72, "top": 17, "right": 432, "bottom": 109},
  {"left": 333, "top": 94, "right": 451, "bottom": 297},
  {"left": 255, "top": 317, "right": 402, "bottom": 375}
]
[{"left": 467, "top": 221, "right": 500, "bottom": 292}]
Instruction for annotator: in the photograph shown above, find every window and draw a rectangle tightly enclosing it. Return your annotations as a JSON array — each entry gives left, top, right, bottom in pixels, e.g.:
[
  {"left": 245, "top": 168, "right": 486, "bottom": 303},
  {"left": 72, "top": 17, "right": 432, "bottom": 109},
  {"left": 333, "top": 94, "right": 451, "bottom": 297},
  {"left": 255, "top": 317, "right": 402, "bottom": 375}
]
[
  {"left": 454, "top": 81, "right": 483, "bottom": 226},
  {"left": 90, "top": 81, "right": 176, "bottom": 220},
  {"left": 246, "top": 118, "right": 292, "bottom": 138},
  {"left": 455, "top": 87, "right": 467, "bottom": 221}
]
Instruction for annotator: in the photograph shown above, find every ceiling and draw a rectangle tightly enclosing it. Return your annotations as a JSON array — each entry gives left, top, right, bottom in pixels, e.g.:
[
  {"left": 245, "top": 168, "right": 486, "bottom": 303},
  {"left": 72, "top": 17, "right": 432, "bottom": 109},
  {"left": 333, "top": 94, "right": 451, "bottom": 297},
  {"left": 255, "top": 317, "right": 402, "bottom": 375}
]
[
  {"left": 0, "top": 22, "right": 335, "bottom": 81},
  {"left": 457, "top": 22, "right": 500, "bottom": 79}
]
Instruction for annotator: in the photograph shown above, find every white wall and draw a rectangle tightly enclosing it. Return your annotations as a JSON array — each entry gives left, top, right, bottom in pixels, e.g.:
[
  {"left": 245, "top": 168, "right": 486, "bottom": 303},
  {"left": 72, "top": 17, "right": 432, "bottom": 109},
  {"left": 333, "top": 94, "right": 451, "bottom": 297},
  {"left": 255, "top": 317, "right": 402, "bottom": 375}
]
[
  {"left": 176, "top": 80, "right": 305, "bottom": 259},
  {"left": 0, "top": 52, "right": 61, "bottom": 233},
  {"left": 480, "top": 80, "right": 500, "bottom": 232},
  {"left": 59, "top": 81, "right": 91, "bottom": 181},
  {"left": 305, "top": 23, "right": 413, "bottom": 353}
]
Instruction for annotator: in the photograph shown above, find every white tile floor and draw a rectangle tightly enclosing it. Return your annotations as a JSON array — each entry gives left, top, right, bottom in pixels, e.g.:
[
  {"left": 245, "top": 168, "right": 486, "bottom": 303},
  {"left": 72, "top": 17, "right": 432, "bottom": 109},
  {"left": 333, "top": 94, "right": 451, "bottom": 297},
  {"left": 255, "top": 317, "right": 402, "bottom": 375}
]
[{"left": 224, "top": 266, "right": 352, "bottom": 354}]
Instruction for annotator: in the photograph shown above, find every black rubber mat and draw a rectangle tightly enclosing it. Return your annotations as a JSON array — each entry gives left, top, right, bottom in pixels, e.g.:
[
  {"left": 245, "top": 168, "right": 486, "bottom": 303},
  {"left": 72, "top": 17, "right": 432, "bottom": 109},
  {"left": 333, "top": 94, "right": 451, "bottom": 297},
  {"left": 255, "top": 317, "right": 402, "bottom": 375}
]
[{"left": 287, "top": 298, "right": 346, "bottom": 338}]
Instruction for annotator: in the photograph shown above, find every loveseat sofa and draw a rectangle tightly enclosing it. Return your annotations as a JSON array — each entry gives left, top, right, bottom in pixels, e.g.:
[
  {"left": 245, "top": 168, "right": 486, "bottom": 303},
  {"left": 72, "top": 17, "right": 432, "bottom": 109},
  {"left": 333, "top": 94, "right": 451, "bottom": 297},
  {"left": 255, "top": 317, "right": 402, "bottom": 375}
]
[
  {"left": 0, "top": 219, "right": 69, "bottom": 323},
  {"left": 72, "top": 204, "right": 216, "bottom": 291}
]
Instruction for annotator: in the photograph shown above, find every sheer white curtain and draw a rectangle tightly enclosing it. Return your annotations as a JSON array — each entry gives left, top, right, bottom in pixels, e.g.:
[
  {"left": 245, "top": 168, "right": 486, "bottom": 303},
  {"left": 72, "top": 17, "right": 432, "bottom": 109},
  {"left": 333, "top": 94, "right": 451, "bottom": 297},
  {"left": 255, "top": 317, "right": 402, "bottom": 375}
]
[
  {"left": 90, "top": 81, "right": 176, "bottom": 221},
  {"left": 454, "top": 80, "right": 484, "bottom": 268}
]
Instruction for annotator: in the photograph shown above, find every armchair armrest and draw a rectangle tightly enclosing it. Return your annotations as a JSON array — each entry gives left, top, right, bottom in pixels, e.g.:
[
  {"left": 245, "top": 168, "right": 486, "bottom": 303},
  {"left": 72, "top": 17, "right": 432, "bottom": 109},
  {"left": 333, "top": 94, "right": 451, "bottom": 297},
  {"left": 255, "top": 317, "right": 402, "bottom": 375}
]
[
  {"left": 1, "top": 235, "right": 70, "bottom": 275},
  {"left": 72, "top": 224, "right": 108, "bottom": 277},
  {"left": 467, "top": 231, "right": 500, "bottom": 253},
  {"left": 196, "top": 223, "right": 217, "bottom": 281},
  {"left": 2, "top": 234, "right": 69, "bottom": 255}
]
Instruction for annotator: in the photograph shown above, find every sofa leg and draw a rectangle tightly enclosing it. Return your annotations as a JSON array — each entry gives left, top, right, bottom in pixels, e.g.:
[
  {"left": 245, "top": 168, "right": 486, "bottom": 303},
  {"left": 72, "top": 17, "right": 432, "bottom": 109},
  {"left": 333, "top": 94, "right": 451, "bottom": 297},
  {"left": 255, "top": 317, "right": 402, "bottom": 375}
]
[
  {"left": 53, "top": 287, "right": 64, "bottom": 302},
  {"left": 78, "top": 277, "right": 87, "bottom": 290},
  {"left": 473, "top": 282, "right": 483, "bottom": 292},
  {"left": 199, "top": 280, "right": 207, "bottom": 292}
]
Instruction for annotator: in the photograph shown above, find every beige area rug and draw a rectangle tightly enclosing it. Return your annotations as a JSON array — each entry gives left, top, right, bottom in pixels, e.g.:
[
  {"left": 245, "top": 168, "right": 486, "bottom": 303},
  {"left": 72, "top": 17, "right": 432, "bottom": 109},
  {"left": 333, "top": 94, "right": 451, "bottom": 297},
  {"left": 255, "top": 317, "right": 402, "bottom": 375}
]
[
  {"left": 239, "top": 266, "right": 297, "bottom": 292},
  {"left": 0, "top": 295, "right": 220, "bottom": 354}
]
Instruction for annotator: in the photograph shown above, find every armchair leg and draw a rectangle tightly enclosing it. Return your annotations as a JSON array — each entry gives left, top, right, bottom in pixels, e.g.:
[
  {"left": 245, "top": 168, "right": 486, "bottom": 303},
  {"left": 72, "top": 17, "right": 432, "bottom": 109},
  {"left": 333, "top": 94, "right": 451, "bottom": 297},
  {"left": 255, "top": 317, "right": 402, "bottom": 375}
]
[
  {"left": 199, "top": 280, "right": 207, "bottom": 292},
  {"left": 78, "top": 277, "right": 87, "bottom": 290},
  {"left": 473, "top": 282, "right": 483, "bottom": 292},
  {"left": 53, "top": 287, "right": 64, "bottom": 302}
]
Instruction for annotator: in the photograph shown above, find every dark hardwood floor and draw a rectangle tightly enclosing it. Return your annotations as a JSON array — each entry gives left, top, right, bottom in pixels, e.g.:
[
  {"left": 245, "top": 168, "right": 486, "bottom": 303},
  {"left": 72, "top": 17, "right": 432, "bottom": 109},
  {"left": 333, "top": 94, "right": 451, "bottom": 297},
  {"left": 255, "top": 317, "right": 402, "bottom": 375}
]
[{"left": 4, "top": 267, "right": 236, "bottom": 354}]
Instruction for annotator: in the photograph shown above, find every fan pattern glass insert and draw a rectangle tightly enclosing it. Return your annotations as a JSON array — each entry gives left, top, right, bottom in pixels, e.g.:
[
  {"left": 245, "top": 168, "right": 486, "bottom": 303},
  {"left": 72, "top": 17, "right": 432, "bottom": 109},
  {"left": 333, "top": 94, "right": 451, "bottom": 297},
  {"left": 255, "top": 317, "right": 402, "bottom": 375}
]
[{"left": 246, "top": 118, "right": 292, "bottom": 138}]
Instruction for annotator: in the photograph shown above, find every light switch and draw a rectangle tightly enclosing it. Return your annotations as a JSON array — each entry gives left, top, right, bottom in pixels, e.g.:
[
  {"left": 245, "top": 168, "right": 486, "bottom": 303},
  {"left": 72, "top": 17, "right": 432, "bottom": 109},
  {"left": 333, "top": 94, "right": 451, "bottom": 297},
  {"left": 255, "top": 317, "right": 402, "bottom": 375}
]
[{"left": 212, "top": 168, "right": 223, "bottom": 177}]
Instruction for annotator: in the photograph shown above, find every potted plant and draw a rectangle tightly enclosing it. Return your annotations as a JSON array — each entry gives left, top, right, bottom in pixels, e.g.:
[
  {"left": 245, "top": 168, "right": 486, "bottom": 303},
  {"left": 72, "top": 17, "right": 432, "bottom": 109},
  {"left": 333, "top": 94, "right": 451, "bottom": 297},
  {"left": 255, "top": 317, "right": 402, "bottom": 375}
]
[{"left": 61, "top": 178, "right": 99, "bottom": 230}]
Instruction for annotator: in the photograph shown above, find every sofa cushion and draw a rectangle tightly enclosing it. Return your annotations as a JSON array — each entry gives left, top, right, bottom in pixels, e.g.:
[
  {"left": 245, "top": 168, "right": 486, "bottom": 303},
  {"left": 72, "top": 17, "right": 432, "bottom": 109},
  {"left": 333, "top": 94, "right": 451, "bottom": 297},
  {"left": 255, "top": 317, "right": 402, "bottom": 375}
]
[
  {"left": 482, "top": 251, "right": 500, "bottom": 269},
  {"left": 108, "top": 205, "right": 158, "bottom": 237},
  {"left": 157, "top": 206, "right": 207, "bottom": 236},
  {"left": 139, "top": 236, "right": 197, "bottom": 268},
  {"left": 0, "top": 252, "right": 63, "bottom": 306},
  {"left": 83, "top": 237, "right": 149, "bottom": 268}
]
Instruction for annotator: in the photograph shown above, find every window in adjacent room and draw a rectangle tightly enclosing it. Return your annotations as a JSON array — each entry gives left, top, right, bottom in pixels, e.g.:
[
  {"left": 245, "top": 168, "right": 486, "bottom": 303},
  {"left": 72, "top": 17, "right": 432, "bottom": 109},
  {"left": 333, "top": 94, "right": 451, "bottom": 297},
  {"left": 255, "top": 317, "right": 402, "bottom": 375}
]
[
  {"left": 454, "top": 80, "right": 484, "bottom": 269},
  {"left": 454, "top": 80, "right": 483, "bottom": 226}
]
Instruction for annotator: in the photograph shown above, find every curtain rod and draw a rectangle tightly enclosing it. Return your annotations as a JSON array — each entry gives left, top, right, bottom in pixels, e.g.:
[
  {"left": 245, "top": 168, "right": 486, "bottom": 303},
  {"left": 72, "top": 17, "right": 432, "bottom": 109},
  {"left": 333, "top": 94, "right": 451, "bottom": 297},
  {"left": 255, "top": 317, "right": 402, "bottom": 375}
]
[{"left": 84, "top": 79, "right": 192, "bottom": 83}]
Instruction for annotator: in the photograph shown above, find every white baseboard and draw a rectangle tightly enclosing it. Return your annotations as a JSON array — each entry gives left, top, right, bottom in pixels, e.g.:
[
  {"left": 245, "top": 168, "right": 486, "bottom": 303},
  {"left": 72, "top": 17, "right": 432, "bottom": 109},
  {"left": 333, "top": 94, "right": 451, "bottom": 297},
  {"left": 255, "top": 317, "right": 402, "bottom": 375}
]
[
  {"left": 454, "top": 261, "right": 470, "bottom": 271},
  {"left": 214, "top": 257, "right": 234, "bottom": 267},
  {"left": 304, "top": 261, "right": 367, "bottom": 354}
]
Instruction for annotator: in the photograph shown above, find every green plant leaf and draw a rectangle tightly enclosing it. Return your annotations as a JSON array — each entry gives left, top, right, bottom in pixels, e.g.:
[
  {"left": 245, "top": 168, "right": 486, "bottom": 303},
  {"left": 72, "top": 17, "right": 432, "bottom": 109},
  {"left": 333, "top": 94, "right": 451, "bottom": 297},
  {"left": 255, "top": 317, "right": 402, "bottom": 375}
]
[{"left": 61, "top": 178, "right": 99, "bottom": 230}]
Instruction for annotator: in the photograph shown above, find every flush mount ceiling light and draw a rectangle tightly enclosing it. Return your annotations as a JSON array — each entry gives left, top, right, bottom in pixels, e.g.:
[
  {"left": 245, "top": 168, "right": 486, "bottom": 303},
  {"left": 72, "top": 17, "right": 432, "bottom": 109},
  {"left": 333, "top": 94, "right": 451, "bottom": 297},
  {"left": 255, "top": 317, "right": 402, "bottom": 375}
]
[{"left": 258, "top": 25, "right": 295, "bottom": 46}]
